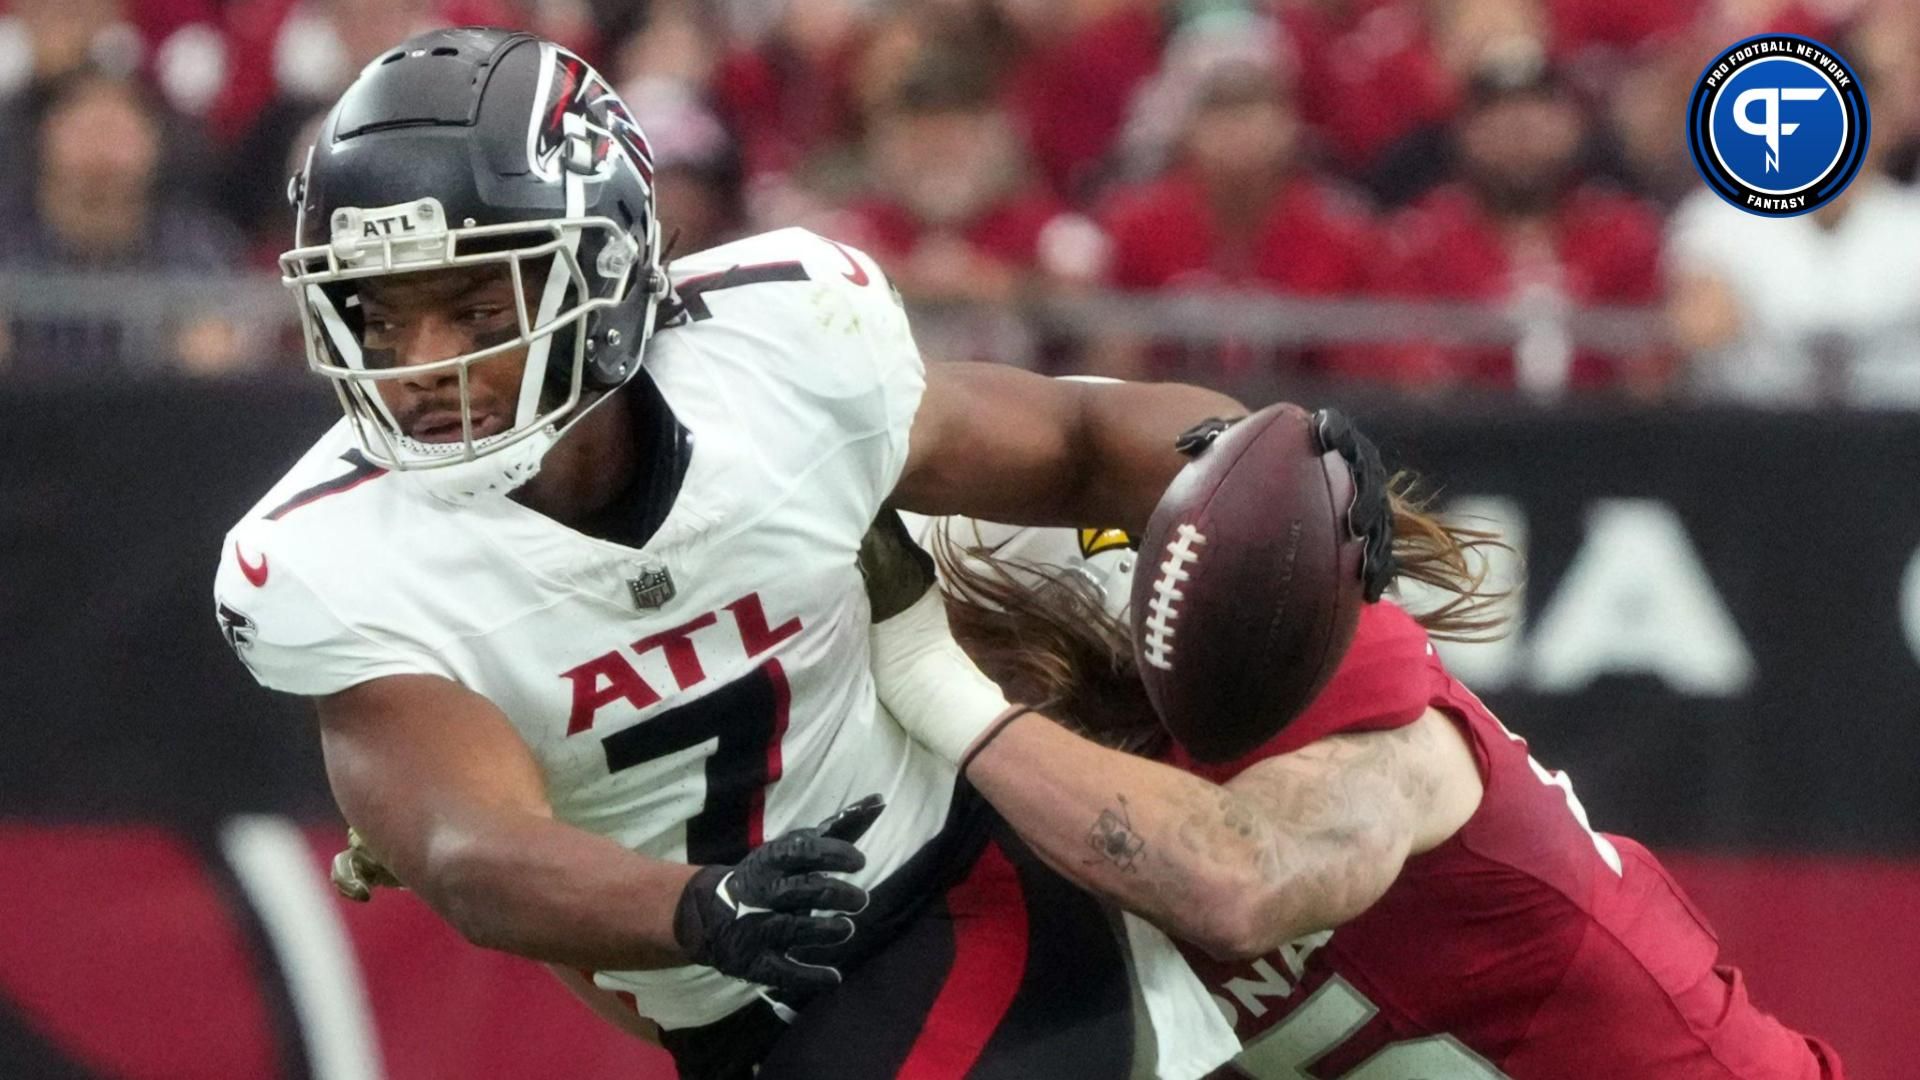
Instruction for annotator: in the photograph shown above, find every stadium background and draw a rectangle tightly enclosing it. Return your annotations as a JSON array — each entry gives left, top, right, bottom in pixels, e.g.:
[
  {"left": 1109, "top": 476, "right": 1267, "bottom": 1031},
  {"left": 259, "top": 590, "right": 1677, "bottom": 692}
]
[{"left": 2, "top": 0, "right": 1917, "bottom": 1077}]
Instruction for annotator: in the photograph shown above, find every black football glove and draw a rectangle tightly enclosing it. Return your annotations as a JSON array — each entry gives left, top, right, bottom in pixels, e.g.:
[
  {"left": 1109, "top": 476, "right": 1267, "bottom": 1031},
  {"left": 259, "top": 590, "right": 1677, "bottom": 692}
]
[
  {"left": 1172, "top": 410, "right": 1398, "bottom": 603},
  {"left": 672, "top": 795, "right": 885, "bottom": 998},
  {"left": 1310, "top": 408, "right": 1397, "bottom": 602},
  {"left": 1173, "top": 416, "right": 1238, "bottom": 458}
]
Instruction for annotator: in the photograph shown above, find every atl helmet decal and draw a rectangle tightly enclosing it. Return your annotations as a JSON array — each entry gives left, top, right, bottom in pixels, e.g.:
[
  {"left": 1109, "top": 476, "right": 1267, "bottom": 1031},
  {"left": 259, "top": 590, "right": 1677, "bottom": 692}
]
[
  {"left": 1686, "top": 34, "right": 1870, "bottom": 218},
  {"left": 528, "top": 48, "right": 655, "bottom": 188}
]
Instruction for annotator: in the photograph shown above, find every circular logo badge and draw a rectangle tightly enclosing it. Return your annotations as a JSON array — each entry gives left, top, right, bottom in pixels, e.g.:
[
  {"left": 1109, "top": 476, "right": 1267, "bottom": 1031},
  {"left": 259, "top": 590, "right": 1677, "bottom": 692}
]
[{"left": 1687, "top": 34, "right": 1870, "bottom": 217}]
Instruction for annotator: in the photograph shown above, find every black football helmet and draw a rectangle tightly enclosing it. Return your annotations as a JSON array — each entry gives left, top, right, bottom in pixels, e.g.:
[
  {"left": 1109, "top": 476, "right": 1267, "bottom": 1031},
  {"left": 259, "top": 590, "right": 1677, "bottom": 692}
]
[{"left": 280, "top": 27, "right": 665, "bottom": 490}]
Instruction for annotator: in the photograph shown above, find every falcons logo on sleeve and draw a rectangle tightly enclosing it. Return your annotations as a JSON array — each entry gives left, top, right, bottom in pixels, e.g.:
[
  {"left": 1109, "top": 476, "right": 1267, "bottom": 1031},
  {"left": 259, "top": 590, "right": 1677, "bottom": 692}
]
[{"left": 217, "top": 602, "right": 257, "bottom": 655}]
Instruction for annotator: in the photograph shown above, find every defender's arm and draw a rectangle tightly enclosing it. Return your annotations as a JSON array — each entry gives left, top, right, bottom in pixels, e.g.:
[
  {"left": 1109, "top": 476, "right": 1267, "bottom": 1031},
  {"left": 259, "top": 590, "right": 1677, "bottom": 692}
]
[
  {"left": 893, "top": 362, "right": 1244, "bottom": 532},
  {"left": 962, "top": 708, "right": 1480, "bottom": 959},
  {"left": 871, "top": 584, "right": 1479, "bottom": 960},
  {"left": 316, "top": 674, "right": 698, "bottom": 970}
]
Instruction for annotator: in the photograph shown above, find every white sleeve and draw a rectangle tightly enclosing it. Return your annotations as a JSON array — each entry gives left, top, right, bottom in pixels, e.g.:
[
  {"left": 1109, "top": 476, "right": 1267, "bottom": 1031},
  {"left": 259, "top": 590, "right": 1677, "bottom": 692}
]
[
  {"left": 213, "top": 525, "right": 453, "bottom": 697},
  {"left": 793, "top": 230, "right": 927, "bottom": 512}
]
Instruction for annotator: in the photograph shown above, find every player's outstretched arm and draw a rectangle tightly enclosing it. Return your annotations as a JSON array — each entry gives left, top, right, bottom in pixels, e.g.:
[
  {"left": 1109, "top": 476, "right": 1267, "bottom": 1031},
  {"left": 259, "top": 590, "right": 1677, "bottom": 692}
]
[
  {"left": 316, "top": 675, "right": 873, "bottom": 993},
  {"left": 893, "top": 363, "right": 1245, "bottom": 533},
  {"left": 871, "top": 587, "right": 1480, "bottom": 960}
]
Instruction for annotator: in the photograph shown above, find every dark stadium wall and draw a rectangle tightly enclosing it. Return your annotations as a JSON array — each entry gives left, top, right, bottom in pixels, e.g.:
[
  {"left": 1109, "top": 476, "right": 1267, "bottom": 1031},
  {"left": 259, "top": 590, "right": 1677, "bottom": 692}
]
[{"left": 0, "top": 381, "right": 1912, "bottom": 1078}]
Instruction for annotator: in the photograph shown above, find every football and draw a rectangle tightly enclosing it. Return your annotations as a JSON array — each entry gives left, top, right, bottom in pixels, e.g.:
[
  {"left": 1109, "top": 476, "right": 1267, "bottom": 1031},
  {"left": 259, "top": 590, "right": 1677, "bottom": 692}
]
[{"left": 1130, "top": 404, "right": 1368, "bottom": 764}]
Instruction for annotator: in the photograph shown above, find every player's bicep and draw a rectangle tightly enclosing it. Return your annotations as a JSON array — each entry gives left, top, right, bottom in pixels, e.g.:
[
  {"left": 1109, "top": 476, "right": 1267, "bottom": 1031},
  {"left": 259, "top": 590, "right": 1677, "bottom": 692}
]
[
  {"left": 894, "top": 362, "right": 1085, "bottom": 518},
  {"left": 315, "top": 674, "right": 552, "bottom": 891},
  {"left": 1225, "top": 709, "right": 1479, "bottom": 933}
]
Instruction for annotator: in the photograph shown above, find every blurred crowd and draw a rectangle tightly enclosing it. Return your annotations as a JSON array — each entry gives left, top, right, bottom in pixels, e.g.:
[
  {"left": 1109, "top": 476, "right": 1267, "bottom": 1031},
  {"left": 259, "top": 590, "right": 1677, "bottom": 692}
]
[{"left": 3, "top": 0, "right": 1920, "bottom": 405}]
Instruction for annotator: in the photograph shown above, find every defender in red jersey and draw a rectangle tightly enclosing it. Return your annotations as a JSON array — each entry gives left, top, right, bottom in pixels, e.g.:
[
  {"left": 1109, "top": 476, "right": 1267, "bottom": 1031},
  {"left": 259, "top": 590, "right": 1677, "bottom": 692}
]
[
  {"left": 1174, "top": 601, "right": 1840, "bottom": 1079},
  {"left": 868, "top": 498, "right": 1841, "bottom": 1078}
]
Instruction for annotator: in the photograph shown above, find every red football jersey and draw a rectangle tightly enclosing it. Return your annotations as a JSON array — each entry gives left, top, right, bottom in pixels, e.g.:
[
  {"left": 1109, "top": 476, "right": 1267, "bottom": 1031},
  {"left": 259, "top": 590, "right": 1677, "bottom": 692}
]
[{"left": 1174, "top": 602, "right": 1843, "bottom": 1080}]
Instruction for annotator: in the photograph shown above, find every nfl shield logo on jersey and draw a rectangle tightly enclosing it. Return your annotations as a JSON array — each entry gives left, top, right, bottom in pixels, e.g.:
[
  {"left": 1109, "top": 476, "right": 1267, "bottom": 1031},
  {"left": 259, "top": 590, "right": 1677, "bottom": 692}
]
[{"left": 627, "top": 563, "right": 676, "bottom": 610}]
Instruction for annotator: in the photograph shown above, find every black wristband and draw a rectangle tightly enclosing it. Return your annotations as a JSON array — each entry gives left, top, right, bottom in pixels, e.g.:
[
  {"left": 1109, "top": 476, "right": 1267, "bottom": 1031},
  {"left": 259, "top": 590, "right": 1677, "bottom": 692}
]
[{"left": 959, "top": 704, "right": 1042, "bottom": 776}]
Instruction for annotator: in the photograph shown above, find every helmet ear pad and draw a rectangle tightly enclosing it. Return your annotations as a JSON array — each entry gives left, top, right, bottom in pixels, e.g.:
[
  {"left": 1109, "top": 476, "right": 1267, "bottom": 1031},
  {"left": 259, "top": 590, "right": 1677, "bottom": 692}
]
[{"left": 543, "top": 227, "right": 659, "bottom": 399}]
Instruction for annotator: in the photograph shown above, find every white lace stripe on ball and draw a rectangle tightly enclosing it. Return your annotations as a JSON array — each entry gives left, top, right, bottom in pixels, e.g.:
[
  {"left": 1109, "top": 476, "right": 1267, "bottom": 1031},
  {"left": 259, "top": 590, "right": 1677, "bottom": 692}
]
[{"left": 1141, "top": 523, "right": 1205, "bottom": 672}]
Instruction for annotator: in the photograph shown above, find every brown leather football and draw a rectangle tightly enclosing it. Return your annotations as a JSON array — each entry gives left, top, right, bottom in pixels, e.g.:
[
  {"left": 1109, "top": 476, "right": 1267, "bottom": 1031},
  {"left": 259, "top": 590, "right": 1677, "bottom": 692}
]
[{"left": 1130, "top": 404, "right": 1367, "bottom": 764}]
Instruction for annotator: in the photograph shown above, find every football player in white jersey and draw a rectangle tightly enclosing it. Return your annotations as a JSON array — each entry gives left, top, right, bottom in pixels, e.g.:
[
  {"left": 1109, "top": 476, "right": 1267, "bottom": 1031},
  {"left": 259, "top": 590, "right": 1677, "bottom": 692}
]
[{"left": 208, "top": 26, "right": 1325, "bottom": 1080}]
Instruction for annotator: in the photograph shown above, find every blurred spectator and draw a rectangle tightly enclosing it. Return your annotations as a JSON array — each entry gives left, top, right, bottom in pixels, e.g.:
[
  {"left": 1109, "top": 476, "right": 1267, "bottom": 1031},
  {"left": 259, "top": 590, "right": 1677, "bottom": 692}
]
[
  {"left": 1275, "top": 0, "right": 1457, "bottom": 177},
  {"left": 1344, "top": 51, "right": 1666, "bottom": 395},
  {"left": 1666, "top": 24, "right": 1920, "bottom": 408},
  {"left": 1002, "top": 0, "right": 1167, "bottom": 199},
  {"left": 0, "top": 0, "right": 137, "bottom": 206},
  {"left": 839, "top": 47, "right": 1083, "bottom": 365},
  {"left": 212, "top": 0, "right": 590, "bottom": 144},
  {"left": 1852, "top": 0, "right": 1920, "bottom": 186},
  {"left": 0, "top": 0, "right": 236, "bottom": 278},
  {"left": 219, "top": 0, "right": 441, "bottom": 259},
  {"left": 623, "top": 81, "right": 748, "bottom": 256},
  {"left": 611, "top": 0, "right": 725, "bottom": 93},
  {"left": 710, "top": 0, "right": 870, "bottom": 184},
  {"left": 1426, "top": 0, "right": 1550, "bottom": 85},
  {"left": 1605, "top": 31, "right": 1719, "bottom": 207},
  {"left": 0, "top": 0, "right": 141, "bottom": 95},
  {"left": 1090, "top": 17, "right": 1374, "bottom": 380},
  {"left": 0, "top": 68, "right": 249, "bottom": 377},
  {"left": 1361, "top": 0, "right": 1598, "bottom": 205}
]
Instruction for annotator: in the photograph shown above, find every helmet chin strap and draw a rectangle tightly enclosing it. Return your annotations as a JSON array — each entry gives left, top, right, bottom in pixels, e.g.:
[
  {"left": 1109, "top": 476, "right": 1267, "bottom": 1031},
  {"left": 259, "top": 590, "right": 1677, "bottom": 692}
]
[
  {"left": 396, "top": 425, "right": 560, "bottom": 507},
  {"left": 398, "top": 364, "right": 632, "bottom": 507}
]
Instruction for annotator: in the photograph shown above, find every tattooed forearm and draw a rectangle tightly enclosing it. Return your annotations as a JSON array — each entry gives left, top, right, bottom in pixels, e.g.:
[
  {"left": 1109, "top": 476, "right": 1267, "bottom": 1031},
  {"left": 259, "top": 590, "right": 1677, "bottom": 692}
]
[
  {"left": 958, "top": 703, "right": 1455, "bottom": 960},
  {"left": 1086, "top": 795, "right": 1146, "bottom": 872},
  {"left": 1081, "top": 784, "right": 1270, "bottom": 916},
  {"left": 1219, "top": 721, "right": 1441, "bottom": 939}
]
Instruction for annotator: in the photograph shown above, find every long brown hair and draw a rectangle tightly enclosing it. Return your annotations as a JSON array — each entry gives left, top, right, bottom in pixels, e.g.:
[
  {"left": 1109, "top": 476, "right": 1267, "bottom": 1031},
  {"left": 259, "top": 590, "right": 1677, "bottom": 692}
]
[{"left": 930, "top": 483, "right": 1515, "bottom": 752}]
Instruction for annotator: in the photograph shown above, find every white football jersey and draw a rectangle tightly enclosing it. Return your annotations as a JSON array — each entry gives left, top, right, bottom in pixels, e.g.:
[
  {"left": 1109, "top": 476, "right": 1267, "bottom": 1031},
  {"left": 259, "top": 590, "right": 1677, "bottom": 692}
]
[
  {"left": 215, "top": 229, "right": 954, "bottom": 1029},
  {"left": 217, "top": 231, "right": 1238, "bottom": 1074}
]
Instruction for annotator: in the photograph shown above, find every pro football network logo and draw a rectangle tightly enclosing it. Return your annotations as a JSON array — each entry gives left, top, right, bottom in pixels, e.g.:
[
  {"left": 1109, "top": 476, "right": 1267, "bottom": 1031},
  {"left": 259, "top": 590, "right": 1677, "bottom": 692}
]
[{"left": 1687, "top": 34, "right": 1869, "bottom": 217}]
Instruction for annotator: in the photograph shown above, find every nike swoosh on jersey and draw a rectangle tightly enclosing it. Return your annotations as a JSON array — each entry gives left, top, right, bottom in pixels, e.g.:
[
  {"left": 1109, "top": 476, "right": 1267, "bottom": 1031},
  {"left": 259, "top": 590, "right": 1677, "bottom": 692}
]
[
  {"left": 235, "top": 542, "right": 269, "bottom": 587},
  {"left": 827, "top": 239, "right": 870, "bottom": 287}
]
